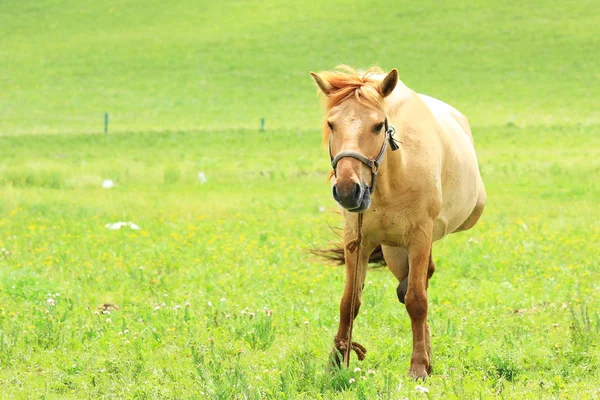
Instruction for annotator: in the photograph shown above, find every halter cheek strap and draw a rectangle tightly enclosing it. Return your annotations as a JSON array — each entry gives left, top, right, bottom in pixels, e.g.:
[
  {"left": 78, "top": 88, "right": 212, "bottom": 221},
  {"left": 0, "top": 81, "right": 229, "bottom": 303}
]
[{"left": 329, "top": 118, "right": 400, "bottom": 193}]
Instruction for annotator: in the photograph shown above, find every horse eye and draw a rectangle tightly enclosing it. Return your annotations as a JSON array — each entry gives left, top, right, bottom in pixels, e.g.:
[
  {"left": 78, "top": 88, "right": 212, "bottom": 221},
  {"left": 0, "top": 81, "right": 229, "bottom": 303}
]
[
  {"left": 374, "top": 123, "right": 384, "bottom": 133},
  {"left": 327, "top": 121, "right": 334, "bottom": 131}
]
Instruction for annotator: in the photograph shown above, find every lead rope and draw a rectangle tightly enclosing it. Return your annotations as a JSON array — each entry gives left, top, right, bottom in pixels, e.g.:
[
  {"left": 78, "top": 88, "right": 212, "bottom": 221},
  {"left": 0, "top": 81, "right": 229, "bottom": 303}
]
[{"left": 343, "top": 212, "right": 365, "bottom": 366}]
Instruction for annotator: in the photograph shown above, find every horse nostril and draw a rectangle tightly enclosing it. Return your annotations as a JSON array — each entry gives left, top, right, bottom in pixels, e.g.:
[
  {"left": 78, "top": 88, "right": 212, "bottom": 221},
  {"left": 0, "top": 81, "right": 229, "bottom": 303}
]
[
  {"left": 354, "top": 184, "right": 362, "bottom": 200},
  {"left": 332, "top": 182, "right": 363, "bottom": 209}
]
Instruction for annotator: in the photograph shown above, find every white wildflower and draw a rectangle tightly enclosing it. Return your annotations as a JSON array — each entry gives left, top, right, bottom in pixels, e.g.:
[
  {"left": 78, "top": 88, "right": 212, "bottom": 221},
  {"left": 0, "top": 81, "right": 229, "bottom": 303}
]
[
  {"left": 105, "top": 221, "right": 141, "bottom": 230},
  {"left": 415, "top": 385, "right": 429, "bottom": 393}
]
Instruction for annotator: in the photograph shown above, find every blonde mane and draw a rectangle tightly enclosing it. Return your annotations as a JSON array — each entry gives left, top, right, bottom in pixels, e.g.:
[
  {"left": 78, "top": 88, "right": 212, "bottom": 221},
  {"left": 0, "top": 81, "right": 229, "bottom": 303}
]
[{"left": 315, "top": 65, "right": 388, "bottom": 144}]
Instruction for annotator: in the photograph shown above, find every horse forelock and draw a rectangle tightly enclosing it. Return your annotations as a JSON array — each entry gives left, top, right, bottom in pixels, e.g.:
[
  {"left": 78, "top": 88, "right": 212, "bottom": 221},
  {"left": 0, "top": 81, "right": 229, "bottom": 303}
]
[{"left": 318, "top": 66, "right": 388, "bottom": 144}]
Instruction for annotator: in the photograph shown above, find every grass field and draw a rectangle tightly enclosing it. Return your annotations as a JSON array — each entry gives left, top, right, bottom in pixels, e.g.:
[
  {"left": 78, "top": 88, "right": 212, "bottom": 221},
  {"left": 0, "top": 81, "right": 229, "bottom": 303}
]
[{"left": 1, "top": 0, "right": 600, "bottom": 398}]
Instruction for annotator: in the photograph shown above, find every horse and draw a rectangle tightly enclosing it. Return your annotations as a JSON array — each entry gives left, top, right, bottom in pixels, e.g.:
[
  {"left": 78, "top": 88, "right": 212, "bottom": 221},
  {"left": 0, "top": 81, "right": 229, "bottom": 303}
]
[{"left": 310, "top": 66, "right": 486, "bottom": 379}]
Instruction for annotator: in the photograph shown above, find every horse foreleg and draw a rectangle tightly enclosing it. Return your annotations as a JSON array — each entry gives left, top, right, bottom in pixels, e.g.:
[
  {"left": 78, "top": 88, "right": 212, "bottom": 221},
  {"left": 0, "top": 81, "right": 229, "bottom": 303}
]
[
  {"left": 405, "top": 223, "right": 434, "bottom": 379},
  {"left": 330, "top": 242, "right": 372, "bottom": 369}
]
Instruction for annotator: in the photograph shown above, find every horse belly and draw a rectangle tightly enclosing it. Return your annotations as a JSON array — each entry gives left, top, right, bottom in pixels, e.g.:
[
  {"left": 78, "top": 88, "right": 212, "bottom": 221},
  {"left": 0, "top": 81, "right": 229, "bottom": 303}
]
[
  {"left": 434, "top": 160, "right": 481, "bottom": 241},
  {"left": 421, "top": 96, "right": 482, "bottom": 241}
]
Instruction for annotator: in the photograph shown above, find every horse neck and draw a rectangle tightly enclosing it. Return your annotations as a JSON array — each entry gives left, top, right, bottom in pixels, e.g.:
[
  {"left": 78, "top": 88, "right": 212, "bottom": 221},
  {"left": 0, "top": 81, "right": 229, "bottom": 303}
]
[
  {"left": 370, "top": 89, "right": 411, "bottom": 202},
  {"left": 371, "top": 138, "right": 404, "bottom": 203}
]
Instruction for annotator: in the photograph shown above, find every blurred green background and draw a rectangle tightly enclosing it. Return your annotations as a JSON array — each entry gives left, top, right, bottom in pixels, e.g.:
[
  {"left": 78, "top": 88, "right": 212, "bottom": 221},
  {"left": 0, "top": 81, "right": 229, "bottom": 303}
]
[{"left": 1, "top": 0, "right": 597, "bottom": 135}]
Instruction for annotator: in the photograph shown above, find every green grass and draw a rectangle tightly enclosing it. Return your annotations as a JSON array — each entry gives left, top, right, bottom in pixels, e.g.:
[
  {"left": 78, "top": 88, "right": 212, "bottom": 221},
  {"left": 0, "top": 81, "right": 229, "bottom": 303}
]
[
  {"left": 1, "top": 0, "right": 600, "bottom": 398},
  {"left": 1, "top": 125, "right": 599, "bottom": 398}
]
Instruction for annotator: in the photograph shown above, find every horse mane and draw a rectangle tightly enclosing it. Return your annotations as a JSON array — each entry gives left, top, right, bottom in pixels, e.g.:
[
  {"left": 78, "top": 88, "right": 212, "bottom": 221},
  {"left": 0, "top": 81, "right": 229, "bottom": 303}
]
[{"left": 315, "top": 65, "right": 388, "bottom": 144}]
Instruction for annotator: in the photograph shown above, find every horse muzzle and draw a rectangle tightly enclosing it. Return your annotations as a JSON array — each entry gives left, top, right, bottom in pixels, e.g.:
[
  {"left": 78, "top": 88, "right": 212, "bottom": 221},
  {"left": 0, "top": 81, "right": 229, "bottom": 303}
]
[{"left": 332, "top": 182, "right": 371, "bottom": 212}]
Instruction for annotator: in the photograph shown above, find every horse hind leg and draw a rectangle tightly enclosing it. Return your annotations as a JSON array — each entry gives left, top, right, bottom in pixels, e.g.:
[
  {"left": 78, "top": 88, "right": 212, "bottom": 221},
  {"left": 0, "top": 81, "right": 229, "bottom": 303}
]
[
  {"left": 386, "top": 246, "right": 435, "bottom": 304},
  {"left": 397, "top": 278, "right": 409, "bottom": 304},
  {"left": 424, "top": 251, "right": 435, "bottom": 369},
  {"left": 382, "top": 246, "right": 409, "bottom": 303}
]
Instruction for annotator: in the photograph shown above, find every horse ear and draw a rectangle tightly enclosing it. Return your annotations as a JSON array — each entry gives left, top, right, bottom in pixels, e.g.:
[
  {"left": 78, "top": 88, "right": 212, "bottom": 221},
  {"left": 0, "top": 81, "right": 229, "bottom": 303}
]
[
  {"left": 379, "top": 69, "right": 398, "bottom": 98},
  {"left": 310, "top": 72, "right": 333, "bottom": 96}
]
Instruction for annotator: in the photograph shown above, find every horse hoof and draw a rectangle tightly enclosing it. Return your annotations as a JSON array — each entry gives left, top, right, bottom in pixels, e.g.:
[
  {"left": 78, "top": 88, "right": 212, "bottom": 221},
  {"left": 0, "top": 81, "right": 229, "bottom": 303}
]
[
  {"left": 328, "top": 348, "right": 343, "bottom": 371},
  {"left": 408, "top": 364, "right": 430, "bottom": 380}
]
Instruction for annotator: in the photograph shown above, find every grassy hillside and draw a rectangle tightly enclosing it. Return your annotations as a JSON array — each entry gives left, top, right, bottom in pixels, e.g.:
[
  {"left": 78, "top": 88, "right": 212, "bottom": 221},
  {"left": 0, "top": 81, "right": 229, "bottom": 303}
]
[{"left": 1, "top": 0, "right": 598, "bottom": 134}]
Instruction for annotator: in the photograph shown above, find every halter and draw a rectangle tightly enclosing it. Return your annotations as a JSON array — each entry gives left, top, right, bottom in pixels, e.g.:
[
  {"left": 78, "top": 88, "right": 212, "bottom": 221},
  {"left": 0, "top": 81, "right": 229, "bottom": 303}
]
[{"left": 329, "top": 118, "right": 400, "bottom": 193}]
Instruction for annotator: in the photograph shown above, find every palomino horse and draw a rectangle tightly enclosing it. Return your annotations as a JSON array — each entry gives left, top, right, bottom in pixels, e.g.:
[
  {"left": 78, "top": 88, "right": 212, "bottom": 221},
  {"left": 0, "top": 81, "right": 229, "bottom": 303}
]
[{"left": 311, "top": 66, "right": 486, "bottom": 379}]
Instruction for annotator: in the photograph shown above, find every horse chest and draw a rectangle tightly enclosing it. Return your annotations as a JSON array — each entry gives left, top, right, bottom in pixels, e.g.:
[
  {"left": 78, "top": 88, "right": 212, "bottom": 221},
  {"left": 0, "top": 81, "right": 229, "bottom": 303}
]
[{"left": 363, "top": 208, "right": 416, "bottom": 246}]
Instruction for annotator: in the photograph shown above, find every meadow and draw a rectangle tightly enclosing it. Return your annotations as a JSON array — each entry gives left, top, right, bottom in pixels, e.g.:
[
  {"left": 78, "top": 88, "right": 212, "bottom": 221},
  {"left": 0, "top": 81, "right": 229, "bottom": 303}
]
[{"left": 1, "top": 0, "right": 599, "bottom": 398}]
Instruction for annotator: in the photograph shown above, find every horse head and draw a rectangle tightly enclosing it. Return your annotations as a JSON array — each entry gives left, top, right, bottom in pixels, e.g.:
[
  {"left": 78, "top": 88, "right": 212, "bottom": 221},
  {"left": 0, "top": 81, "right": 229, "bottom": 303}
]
[{"left": 311, "top": 66, "right": 399, "bottom": 212}]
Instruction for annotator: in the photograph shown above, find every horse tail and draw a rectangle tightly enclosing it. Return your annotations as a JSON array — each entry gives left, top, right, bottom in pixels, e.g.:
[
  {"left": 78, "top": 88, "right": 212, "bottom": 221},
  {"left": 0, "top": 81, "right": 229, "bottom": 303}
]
[{"left": 310, "top": 227, "right": 386, "bottom": 267}]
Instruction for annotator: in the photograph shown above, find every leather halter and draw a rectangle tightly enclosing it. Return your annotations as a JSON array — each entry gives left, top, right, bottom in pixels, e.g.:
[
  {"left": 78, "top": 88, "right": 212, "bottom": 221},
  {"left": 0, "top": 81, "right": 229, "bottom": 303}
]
[{"left": 329, "top": 118, "right": 400, "bottom": 193}]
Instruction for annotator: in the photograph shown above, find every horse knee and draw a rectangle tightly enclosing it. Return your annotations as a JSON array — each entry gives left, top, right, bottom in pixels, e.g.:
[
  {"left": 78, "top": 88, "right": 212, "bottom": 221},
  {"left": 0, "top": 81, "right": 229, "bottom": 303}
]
[{"left": 405, "top": 290, "right": 428, "bottom": 321}]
